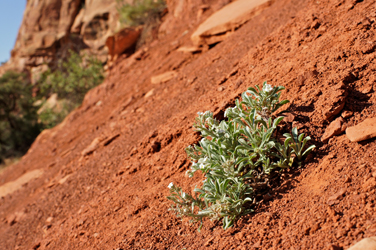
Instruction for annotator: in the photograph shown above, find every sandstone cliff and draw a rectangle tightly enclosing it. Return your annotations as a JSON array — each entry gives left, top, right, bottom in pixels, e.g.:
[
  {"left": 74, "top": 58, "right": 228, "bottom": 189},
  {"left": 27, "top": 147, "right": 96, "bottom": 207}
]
[{"left": 1, "top": 0, "right": 125, "bottom": 76}]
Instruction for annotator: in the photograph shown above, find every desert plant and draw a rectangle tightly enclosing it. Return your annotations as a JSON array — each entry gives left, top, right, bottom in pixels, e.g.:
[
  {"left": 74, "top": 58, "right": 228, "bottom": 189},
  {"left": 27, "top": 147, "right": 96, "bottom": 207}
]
[
  {"left": 37, "top": 50, "right": 104, "bottom": 127},
  {"left": 39, "top": 50, "right": 104, "bottom": 104},
  {"left": 0, "top": 71, "right": 41, "bottom": 162},
  {"left": 38, "top": 103, "right": 71, "bottom": 129},
  {"left": 167, "top": 82, "right": 315, "bottom": 230},
  {"left": 117, "top": 0, "right": 166, "bottom": 27}
]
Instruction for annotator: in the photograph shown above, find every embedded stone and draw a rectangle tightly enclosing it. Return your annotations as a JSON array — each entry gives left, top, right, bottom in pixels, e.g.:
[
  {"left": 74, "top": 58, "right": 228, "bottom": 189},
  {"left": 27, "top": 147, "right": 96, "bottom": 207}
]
[
  {"left": 341, "top": 110, "right": 353, "bottom": 119},
  {"left": 81, "top": 137, "right": 103, "bottom": 156},
  {"left": 191, "top": 0, "right": 271, "bottom": 45},
  {"left": 151, "top": 71, "right": 178, "bottom": 84},
  {"left": 177, "top": 46, "right": 202, "bottom": 53},
  {"left": 347, "top": 237, "right": 376, "bottom": 250},
  {"left": 283, "top": 113, "right": 295, "bottom": 123},
  {"left": 346, "top": 117, "right": 376, "bottom": 142},
  {"left": 321, "top": 117, "right": 344, "bottom": 143}
]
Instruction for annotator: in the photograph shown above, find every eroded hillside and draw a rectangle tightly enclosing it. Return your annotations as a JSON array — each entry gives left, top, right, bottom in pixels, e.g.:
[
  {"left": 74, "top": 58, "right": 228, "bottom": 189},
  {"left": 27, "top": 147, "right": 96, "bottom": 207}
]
[{"left": 1, "top": 0, "right": 376, "bottom": 249}]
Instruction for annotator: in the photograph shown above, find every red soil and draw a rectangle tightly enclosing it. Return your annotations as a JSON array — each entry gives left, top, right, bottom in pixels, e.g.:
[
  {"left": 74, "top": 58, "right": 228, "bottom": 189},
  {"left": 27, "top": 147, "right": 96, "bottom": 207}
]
[{"left": 1, "top": 0, "right": 376, "bottom": 249}]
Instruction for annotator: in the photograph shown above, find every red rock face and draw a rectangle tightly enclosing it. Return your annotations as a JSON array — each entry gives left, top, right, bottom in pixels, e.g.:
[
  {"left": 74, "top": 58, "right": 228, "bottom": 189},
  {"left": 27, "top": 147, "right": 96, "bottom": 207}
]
[
  {"left": 11, "top": 0, "right": 82, "bottom": 69},
  {"left": 3, "top": 0, "right": 125, "bottom": 74},
  {"left": 105, "top": 27, "right": 142, "bottom": 61}
]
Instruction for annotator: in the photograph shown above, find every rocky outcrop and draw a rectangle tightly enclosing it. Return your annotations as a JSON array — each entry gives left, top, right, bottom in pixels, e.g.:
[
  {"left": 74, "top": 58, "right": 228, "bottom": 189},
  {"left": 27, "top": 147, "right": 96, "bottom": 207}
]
[
  {"left": 2, "top": 0, "right": 133, "bottom": 75},
  {"left": 191, "top": 0, "right": 271, "bottom": 46},
  {"left": 105, "top": 27, "right": 142, "bottom": 61}
]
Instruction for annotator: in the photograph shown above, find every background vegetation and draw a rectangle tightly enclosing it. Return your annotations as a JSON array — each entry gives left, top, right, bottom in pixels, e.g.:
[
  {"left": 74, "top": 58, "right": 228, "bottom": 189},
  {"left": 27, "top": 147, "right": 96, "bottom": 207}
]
[
  {"left": 0, "top": 50, "right": 104, "bottom": 163},
  {"left": 117, "top": 0, "right": 166, "bottom": 27},
  {"left": 0, "top": 71, "right": 41, "bottom": 162},
  {"left": 38, "top": 50, "right": 104, "bottom": 128}
]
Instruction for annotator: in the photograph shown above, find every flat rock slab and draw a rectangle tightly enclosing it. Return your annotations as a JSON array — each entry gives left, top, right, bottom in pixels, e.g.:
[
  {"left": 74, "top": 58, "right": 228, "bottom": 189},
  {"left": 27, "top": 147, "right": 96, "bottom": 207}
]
[
  {"left": 177, "top": 46, "right": 202, "bottom": 53},
  {"left": 346, "top": 117, "right": 376, "bottom": 142},
  {"left": 348, "top": 237, "right": 376, "bottom": 250},
  {"left": 151, "top": 71, "right": 178, "bottom": 84},
  {"left": 0, "top": 169, "right": 44, "bottom": 198},
  {"left": 191, "top": 0, "right": 270, "bottom": 45}
]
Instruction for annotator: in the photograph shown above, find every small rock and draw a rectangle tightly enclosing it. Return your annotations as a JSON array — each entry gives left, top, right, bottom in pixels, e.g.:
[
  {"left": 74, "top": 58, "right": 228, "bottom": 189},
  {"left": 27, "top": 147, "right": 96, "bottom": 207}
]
[
  {"left": 283, "top": 113, "right": 295, "bottom": 123},
  {"left": 204, "top": 236, "right": 214, "bottom": 246},
  {"left": 177, "top": 46, "right": 202, "bottom": 53},
  {"left": 321, "top": 117, "right": 344, "bottom": 142},
  {"left": 346, "top": 117, "right": 376, "bottom": 142},
  {"left": 329, "top": 244, "right": 342, "bottom": 250},
  {"left": 327, "top": 189, "right": 346, "bottom": 205},
  {"left": 151, "top": 71, "right": 177, "bottom": 84},
  {"left": 151, "top": 141, "right": 161, "bottom": 153},
  {"left": 46, "top": 217, "right": 53, "bottom": 224},
  {"left": 81, "top": 137, "right": 103, "bottom": 156},
  {"left": 347, "top": 237, "right": 376, "bottom": 250},
  {"left": 316, "top": 84, "right": 347, "bottom": 121},
  {"left": 311, "top": 20, "right": 321, "bottom": 29},
  {"left": 217, "top": 86, "right": 225, "bottom": 91},
  {"left": 58, "top": 174, "right": 72, "bottom": 185},
  {"left": 144, "top": 89, "right": 154, "bottom": 98},
  {"left": 341, "top": 124, "right": 347, "bottom": 133},
  {"left": 361, "top": 85, "right": 373, "bottom": 94},
  {"left": 7, "top": 212, "right": 25, "bottom": 226},
  {"left": 341, "top": 110, "right": 353, "bottom": 119},
  {"left": 235, "top": 231, "right": 245, "bottom": 240},
  {"left": 7, "top": 214, "right": 17, "bottom": 226}
]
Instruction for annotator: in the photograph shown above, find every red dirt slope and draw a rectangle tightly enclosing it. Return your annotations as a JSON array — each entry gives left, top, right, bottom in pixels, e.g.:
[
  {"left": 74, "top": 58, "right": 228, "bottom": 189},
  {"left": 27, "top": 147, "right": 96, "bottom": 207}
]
[{"left": 1, "top": 0, "right": 376, "bottom": 249}]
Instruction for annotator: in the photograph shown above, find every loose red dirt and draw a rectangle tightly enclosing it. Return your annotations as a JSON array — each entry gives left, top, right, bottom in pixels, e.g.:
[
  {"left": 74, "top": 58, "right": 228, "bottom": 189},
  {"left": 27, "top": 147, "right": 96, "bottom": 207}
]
[{"left": 1, "top": 0, "right": 376, "bottom": 249}]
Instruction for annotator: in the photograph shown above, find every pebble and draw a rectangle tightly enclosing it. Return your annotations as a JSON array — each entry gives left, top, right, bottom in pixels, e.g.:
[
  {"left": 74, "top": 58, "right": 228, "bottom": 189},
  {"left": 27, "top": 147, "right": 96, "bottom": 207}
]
[{"left": 341, "top": 110, "right": 353, "bottom": 119}]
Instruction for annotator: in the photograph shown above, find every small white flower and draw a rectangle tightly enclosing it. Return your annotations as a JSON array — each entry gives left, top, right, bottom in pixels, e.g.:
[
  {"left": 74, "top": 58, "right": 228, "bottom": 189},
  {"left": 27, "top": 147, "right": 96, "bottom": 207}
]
[
  {"left": 168, "top": 182, "right": 174, "bottom": 189},
  {"left": 197, "top": 112, "right": 203, "bottom": 115},
  {"left": 263, "top": 83, "right": 273, "bottom": 92},
  {"left": 182, "top": 192, "right": 187, "bottom": 199}
]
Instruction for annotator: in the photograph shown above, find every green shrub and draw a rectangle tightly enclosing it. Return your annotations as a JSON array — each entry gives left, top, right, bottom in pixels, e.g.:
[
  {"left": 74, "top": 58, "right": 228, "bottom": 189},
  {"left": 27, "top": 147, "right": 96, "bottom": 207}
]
[
  {"left": 117, "top": 0, "right": 166, "bottom": 27},
  {"left": 0, "top": 71, "right": 41, "bottom": 162},
  {"left": 0, "top": 51, "right": 104, "bottom": 163},
  {"left": 38, "top": 50, "right": 104, "bottom": 127},
  {"left": 39, "top": 50, "right": 104, "bottom": 104},
  {"left": 167, "top": 83, "right": 315, "bottom": 230},
  {"left": 38, "top": 104, "right": 71, "bottom": 129}
]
